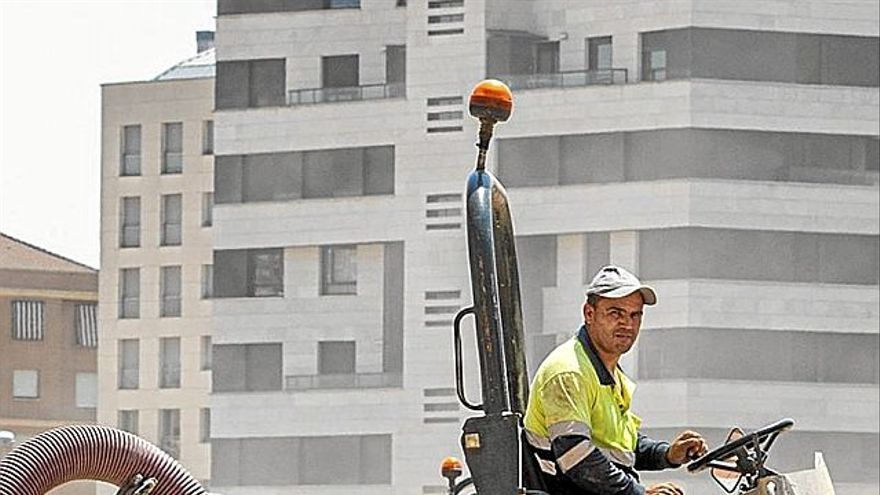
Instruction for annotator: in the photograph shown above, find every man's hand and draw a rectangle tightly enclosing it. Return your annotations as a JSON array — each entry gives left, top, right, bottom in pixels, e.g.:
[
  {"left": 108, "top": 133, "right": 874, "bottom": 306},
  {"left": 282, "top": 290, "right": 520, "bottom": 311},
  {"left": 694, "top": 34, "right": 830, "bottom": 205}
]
[
  {"left": 646, "top": 481, "right": 684, "bottom": 495},
  {"left": 666, "top": 430, "right": 708, "bottom": 465}
]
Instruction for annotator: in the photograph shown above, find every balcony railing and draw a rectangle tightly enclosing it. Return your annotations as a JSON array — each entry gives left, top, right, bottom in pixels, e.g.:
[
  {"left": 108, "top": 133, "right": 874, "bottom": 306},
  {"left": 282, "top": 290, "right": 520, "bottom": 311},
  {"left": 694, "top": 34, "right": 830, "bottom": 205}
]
[
  {"left": 288, "top": 82, "right": 406, "bottom": 106},
  {"left": 495, "top": 69, "right": 628, "bottom": 91},
  {"left": 285, "top": 372, "right": 403, "bottom": 390}
]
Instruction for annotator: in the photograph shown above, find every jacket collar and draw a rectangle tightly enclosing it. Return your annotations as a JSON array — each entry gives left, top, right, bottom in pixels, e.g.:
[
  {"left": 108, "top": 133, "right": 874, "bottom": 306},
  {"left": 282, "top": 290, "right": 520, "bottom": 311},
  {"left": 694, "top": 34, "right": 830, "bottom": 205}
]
[{"left": 577, "top": 324, "right": 616, "bottom": 386}]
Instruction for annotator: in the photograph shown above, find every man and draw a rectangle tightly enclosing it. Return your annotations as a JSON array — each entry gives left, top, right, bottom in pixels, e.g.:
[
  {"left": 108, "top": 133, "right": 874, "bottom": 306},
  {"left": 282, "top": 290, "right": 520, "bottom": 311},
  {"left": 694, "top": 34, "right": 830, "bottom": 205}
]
[{"left": 523, "top": 265, "right": 708, "bottom": 495}]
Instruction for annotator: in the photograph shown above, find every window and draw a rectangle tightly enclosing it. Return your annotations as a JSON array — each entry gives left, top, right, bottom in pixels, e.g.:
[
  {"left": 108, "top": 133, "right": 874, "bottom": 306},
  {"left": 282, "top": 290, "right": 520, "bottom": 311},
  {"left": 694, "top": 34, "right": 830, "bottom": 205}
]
[
  {"left": 252, "top": 251, "right": 284, "bottom": 296},
  {"left": 162, "top": 122, "right": 183, "bottom": 174},
  {"left": 646, "top": 48, "right": 667, "bottom": 81},
  {"left": 212, "top": 434, "right": 391, "bottom": 486},
  {"left": 161, "top": 194, "right": 182, "bottom": 246},
  {"left": 201, "top": 336, "right": 212, "bottom": 370},
  {"left": 385, "top": 45, "right": 406, "bottom": 97},
  {"left": 118, "top": 410, "right": 139, "bottom": 434},
  {"left": 159, "top": 409, "right": 181, "bottom": 458},
  {"left": 303, "top": 146, "right": 394, "bottom": 198},
  {"left": 118, "top": 339, "right": 139, "bottom": 389},
  {"left": 11, "top": 300, "right": 44, "bottom": 341},
  {"left": 322, "top": 55, "right": 359, "bottom": 101},
  {"left": 639, "top": 329, "right": 879, "bottom": 384},
  {"left": 212, "top": 343, "right": 283, "bottom": 392},
  {"left": 160, "top": 337, "right": 181, "bottom": 388},
  {"left": 202, "top": 192, "right": 214, "bottom": 227},
  {"left": 640, "top": 28, "right": 879, "bottom": 87},
  {"left": 121, "top": 125, "right": 141, "bottom": 176},
  {"left": 213, "top": 248, "right": 284, "bottom": 298},
  {"left": 215, "top": 146, "right": 394, "bottom": 204},
  {"left": 12, "top": 370, "right": 39, "bottom": 398},
  {"left": 200, "top": 408, "right": 211, "bottom": 443},
  {"left": 75, "top": 373, "right": 97, "bottom": 408},
  {"left": 588, "top": 36, "right": 612, "bottom": 70},
  {"left": 119, "top": 268, "right": 140, "bottom": 318},
  {"left": 119, "top": 197, "right": 141, "bottom": 248},
  {"left": 535, "top": 41, "right": 559, "bottom": 74},
  {"left": 301, "top": 435, "right": 391, "bottom": 485},
  {"left": 588, "top": 36, "right": 613, "bottom": 83},
  {"left": 321, "top": 246, "right": 357, "bottom": 295},
  {"left": 639, "top": 228, "right": 879, "bottom": 285},
  {"left": 74, "top": 303, "right": 98, "bottom": 348},
  {"left": 201, "top": 264, "right": 214, "bottom": 299},
  {"left": 202, "top": 120, "right": 214, "bottom": 155},
  {"left": 318, "top": 341, "right": 356, "bottom": 374},
  {"left": 161, "top": 266, "right": 182, "bottom": 317},
  {"left": 216, "top": 59, "right": 286, "bottom": 109},
  {"left": 219, "top": 0, "right": 361, "bottom": 14}
]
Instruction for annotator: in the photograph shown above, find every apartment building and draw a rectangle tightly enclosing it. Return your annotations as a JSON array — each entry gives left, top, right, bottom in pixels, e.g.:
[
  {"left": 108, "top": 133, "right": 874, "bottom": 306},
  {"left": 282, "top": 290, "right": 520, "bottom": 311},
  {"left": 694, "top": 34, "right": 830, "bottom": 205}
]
[
  {"left": 97, "top": 32, "right": 215, "bottom": 490},
  {"left": 210, "top": 1, "right": 878, "bottom": 494},
  {"left": 0, "top": 233, "right": 98, "bottom": 495}
]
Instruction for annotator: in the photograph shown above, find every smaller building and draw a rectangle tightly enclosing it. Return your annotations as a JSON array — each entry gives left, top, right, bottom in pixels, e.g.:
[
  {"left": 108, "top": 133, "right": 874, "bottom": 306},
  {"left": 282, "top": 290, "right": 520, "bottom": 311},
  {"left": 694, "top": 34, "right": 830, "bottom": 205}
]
[{"left": 0, "top": 232, "right": 98, "bottom": 495}]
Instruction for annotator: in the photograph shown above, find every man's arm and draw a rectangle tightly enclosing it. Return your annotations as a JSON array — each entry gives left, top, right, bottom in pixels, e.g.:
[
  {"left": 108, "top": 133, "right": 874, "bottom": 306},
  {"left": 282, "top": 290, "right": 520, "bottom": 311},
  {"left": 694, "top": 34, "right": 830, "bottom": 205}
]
[
  {"left": 634, "top": 433, "right": 676, "bottom": 472},
  {"left": 552, "top": 433, "right": 645, "bottom": 495}
]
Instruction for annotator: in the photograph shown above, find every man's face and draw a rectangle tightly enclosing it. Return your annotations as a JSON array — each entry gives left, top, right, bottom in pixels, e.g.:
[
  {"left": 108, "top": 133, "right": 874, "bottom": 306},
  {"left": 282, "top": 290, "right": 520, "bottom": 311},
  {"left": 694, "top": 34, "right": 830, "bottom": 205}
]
[{"left": 583, "top": 292, "right": 645, "bottom": 358}]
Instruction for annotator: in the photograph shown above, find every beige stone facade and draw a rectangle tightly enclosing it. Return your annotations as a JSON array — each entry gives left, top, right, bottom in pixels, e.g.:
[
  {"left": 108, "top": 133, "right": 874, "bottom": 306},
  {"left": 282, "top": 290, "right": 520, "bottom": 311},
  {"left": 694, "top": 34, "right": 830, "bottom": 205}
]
[{"left": 98, "top": 44, "right": 214, "bottom": 490}]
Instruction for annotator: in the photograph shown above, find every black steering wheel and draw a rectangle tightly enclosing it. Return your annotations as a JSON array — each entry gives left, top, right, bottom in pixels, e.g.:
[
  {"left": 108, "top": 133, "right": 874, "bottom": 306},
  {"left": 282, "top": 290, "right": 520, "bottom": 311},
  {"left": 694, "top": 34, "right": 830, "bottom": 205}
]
[{"left": 687, "top": 418, "right": 794, "bottom": 474}]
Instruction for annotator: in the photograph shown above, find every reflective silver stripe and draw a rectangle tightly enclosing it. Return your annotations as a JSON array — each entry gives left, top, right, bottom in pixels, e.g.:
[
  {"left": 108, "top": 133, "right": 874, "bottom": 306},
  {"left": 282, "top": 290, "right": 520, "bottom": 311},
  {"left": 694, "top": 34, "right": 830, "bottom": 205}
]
[
  {"left": 548, "top": 420, "right": 591, "bottom": 441},
  {"left": 557, "top": 439, "right": 595, "bottom": 473},
  {"left": 525, "top": 429, "right": 551, "bottom": 450},
  {"left": 536, "top": 455, "right": 557, "bottom": 475},
  {"left": 599, "top": 446, "right": 636, "bottom": 468}
]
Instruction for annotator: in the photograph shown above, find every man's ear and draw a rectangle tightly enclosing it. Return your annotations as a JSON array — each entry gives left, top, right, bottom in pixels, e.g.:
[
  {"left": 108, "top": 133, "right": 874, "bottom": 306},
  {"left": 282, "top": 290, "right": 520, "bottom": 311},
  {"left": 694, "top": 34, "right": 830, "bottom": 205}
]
[{"left": 583, "top": 302, "right": 592, "bottom": 324}]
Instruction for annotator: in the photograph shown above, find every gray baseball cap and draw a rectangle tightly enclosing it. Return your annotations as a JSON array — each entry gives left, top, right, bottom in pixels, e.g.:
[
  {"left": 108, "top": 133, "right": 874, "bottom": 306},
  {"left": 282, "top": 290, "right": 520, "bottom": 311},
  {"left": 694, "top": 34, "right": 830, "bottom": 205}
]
[{"left": 586, "top": 265, "right": 657, "bottom": 305}]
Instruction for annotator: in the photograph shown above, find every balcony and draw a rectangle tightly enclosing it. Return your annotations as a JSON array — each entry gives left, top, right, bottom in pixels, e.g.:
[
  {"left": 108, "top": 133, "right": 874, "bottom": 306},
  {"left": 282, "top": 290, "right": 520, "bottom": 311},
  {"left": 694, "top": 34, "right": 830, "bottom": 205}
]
[
  {"left": 285, "top": 372, "right": 403, "bottom": 391},
  {"left": 288, "top": 82, "right": 405, "bottom": 106},
  {"left": 495, "top": 69, "right": 628, "bottom": 91}
]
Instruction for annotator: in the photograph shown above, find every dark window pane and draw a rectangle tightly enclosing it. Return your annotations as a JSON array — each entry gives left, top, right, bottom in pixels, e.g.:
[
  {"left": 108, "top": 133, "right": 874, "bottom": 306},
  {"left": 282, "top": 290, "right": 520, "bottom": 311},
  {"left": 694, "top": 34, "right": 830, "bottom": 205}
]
[
  {"left": 118, "top": 339, "right": 139, "bottom": 389},
  {"left": 159, "top": 337, "right": 181, "bottom": 387},
  {"left": 536, "top": 41, "right": 559, "bottom": 73},
  {"left": 250, "top": 59, "right": 286, "bottom": 107},
  {"left": 639, "top": 328, "right": 879, "bottom": 384},
  {"left": 121, "top": 125, "right": 142, "bottom": 176},
  {"left": 120, "top": 197, "right": 141, "bottom": 247},
  {"left": 162, "top": 122, "right": 183, "bottom": 174},
  {"left": 588, "top": 36, "right": 612, "bottom": 70},
  {"left": 242, "top": 152, "right": 302, "bottom": 202},
  {"left": 360, "top": 435, "right": 392, "bottom": 484},
  {"left": 386, "top": 45, "right": 406, "bottom": 84},
  {"left": 301, "top": 436, "right": 360, "bottom": 484},
  {"left": 640, "top": 228, "right": 879, "bottom": 285},
  {"left": 321, "top": 245, "right": 357, "bottom": 295},
  {"left": 318, "top": 341, "right": 356, "bottom": 374},
  {"left": 216, "top": 61, "right": 249, "bottom": 109},
  {"left": 322, "top": 55, "right": 359, "bottom": 88},
  {"left": 212, "top": 344, "right": 246, "bottom": 392},
  {"left": 246, "top": 343, "right": 283, "bottom": 391},
  {"left": 214, "top": 249, "right": 249, "bottom": 298},
  {"left": 119, "top": 268, "right": 140, "bottom": 318},
  {"left": 160, "top": 266, "right": 182, "bottom": 318},
  {"left": 215, "top": 155, "right": 243, "bottom": 204},
  {"left": 364, "top": 146, "right": 394, "bottom": 194},
  {"left": 250, "top": 249, "right": 284, "bottom": 296},
  {"left": 161, "top": 194, "right": 183, "bottom": 246},
  {"left": 202, "top": 120, "right": 214, "bottom": 155}
]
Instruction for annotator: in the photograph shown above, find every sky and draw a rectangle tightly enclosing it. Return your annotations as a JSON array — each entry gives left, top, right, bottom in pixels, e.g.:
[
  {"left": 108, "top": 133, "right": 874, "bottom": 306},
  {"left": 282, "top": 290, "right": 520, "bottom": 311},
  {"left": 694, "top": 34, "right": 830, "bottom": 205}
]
[{"left": 0, "top": 0, "right": 216, "bottom": 268}]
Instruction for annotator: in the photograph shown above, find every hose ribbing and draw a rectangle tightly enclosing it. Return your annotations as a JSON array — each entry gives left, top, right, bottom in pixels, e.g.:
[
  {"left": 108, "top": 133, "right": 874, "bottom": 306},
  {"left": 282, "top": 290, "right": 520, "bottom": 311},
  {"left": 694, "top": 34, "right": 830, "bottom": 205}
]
[{"left": 0, "top": 425, "right": 206, "bottom": 495}]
